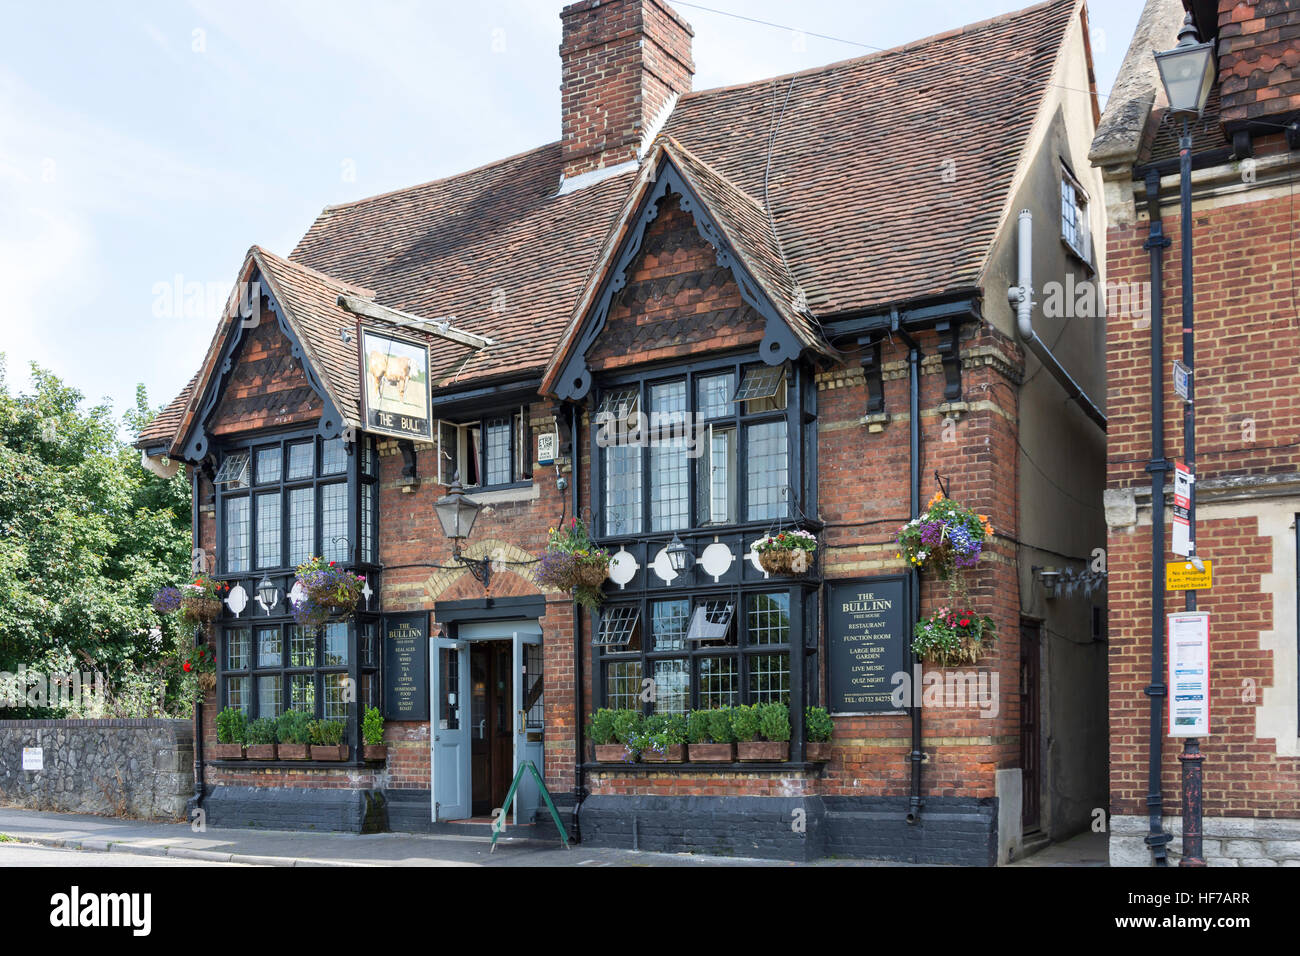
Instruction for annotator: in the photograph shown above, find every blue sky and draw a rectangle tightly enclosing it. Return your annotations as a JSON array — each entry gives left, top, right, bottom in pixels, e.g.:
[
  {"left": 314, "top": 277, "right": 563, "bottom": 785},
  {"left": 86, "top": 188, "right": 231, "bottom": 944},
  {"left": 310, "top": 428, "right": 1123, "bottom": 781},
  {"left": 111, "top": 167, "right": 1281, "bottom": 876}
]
[{"left": 0, "top": 0, "right": 1142, "bottom": 428}]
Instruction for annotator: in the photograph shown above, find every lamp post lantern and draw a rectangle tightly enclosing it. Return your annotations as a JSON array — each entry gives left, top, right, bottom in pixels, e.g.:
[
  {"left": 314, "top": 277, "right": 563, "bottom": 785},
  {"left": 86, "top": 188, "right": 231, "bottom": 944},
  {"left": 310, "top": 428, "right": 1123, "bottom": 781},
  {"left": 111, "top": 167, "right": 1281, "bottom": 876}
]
[
  {"left": 1156, "top": 11, "right": 1215, "bottom": 868},
  {"left": 434, "top": 475, "right": 494, "bottom": 590}
]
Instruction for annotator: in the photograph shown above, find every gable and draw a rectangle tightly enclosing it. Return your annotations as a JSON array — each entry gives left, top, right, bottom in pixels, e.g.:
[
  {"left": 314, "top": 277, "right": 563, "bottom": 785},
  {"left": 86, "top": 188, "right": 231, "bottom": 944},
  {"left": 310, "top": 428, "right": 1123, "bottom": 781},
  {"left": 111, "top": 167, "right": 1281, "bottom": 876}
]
[
  {"left": 586, "top": 191, "right": 766, "bottom": 373},
  {"left": 208, "top": 308, "right": 322, "bottom": 437}
]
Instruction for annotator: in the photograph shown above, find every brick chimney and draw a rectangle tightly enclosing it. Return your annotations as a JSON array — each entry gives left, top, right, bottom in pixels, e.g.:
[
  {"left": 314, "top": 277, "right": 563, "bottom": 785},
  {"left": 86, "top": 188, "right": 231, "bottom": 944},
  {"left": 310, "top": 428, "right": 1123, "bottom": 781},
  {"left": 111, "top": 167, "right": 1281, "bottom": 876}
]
[
  {"left": 559, "top": 0, "right": 694, "bottom": 182},
  {"left": 1216, "top": 0, "right": 1300, "bottom": 134}
]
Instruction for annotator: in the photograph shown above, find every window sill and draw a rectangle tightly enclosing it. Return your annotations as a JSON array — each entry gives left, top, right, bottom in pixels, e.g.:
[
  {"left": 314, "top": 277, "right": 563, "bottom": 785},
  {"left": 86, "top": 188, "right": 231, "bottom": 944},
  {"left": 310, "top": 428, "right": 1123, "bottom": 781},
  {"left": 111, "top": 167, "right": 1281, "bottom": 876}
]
[
  {"left": 207, "top": 759, "right": 371, "bottom": 771},
  {"left": 461, "top": 482, "right": 537, "bottom": 506},
  {"left": 582, "top": 761, "right": 826, "bottom": 774}
]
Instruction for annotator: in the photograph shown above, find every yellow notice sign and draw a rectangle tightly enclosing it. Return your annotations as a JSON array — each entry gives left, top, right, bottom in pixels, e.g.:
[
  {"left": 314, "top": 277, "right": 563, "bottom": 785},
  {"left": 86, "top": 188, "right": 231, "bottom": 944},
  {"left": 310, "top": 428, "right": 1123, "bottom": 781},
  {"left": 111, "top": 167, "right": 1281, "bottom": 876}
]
[{"left": 1167, "top": 560, "right": 1212, "bottom": 591}]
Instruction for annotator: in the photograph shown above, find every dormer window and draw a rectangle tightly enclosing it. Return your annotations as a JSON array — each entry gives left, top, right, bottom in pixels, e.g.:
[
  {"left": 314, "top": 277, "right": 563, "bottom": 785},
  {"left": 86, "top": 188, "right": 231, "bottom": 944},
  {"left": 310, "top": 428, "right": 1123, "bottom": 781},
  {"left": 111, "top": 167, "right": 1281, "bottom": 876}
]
[{"left": 1060, "top": 163, "right": 1092, "bottom": 264}]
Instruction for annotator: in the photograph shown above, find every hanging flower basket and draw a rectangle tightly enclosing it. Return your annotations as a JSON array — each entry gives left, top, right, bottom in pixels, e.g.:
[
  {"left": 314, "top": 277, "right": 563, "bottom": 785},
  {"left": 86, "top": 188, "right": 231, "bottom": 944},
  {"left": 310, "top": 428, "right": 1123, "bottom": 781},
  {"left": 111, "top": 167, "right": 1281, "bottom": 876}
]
[
  {"left": 291, "top": 557, "right": 365, "bottom": 626},
  {"left": 174, "top": 579, "right": 227, "bottom": 626},
  {"left": 896, "top": 492, "right": 993, "bottom": 579},
  {"left": 911, "top": 607, "right": 997, "bottom": 666},
  {"left": 754, "top": 530, "right": 817, "bottom": 576},
  {"left": 184, "top": 643, "right": 218, "bottom": 690},
  {"left": 536, "top": 517, "right": 609, "bottom": 609}
]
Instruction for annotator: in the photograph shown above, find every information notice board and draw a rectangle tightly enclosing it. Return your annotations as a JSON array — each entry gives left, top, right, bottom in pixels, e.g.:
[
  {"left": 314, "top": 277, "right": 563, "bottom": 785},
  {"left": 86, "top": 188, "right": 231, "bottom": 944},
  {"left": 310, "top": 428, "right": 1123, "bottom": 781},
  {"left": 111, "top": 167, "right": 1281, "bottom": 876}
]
[
  {"left": 826, "top": 576, "right": 911, "bottom": 715},
  {"left": 383, "top": 613, "right": 430, "bottom": 722}
]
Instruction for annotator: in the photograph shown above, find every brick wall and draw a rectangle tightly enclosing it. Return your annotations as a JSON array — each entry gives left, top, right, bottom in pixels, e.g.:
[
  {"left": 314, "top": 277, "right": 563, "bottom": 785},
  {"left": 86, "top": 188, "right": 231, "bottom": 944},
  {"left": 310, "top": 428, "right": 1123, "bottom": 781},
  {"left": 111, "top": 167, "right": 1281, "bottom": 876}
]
[{"left": 1106, "top": 172, "right": 1300, "bottom": 835}]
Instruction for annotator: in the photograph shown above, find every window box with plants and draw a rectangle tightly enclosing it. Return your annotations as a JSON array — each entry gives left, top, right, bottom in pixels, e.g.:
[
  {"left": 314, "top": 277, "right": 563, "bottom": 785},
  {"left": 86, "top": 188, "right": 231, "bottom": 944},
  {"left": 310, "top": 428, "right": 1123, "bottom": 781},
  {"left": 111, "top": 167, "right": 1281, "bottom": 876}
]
[
  {"left": 212, "top": 707, "right": 246, "bottom": 760},
  {"left": 586, "top": 708, "right": 641, "bottom": 763},
  {"left": 686, "top": 707, "right": 736, "bottom": 762},
  {"left": 362, "top": 707, "right": 387, "bottom": 762},
  {"left": 754, "top": 530, "right": 817, "bottom": 576},
  {"left": 291, "top": 556, "right": 366, "bottom": 627},
  {"left": 309, "top": 719, "right": 348, "bottom": 761},
  {"left": 734, "top": 702, "right": 790, "bottom": 762},
  {"left": 636, "top": 714, "right": 687, "bottom": 763},
  {"left": 276, "top": 709, "right": 312, "bottom": 760},
  {"left": 804, "top": 706, "right": 833, "bottom": 763},
  {"left": 245, "top": 717, "right": 277, "bottom": 760},
  {"left": 536, "top": 517, "right": 610, "bottom": 609}
]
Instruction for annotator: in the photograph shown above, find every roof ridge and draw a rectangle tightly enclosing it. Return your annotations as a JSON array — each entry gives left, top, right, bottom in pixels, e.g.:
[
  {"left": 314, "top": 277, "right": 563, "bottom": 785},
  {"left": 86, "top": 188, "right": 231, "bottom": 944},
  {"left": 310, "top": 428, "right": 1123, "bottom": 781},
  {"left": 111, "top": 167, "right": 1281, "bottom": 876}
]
[
  {"left": 678, "top": 0, "right": 1071, "bottom": 101},
  {"left": 252, "top": 244, "right": 376, "bottom": 298}
]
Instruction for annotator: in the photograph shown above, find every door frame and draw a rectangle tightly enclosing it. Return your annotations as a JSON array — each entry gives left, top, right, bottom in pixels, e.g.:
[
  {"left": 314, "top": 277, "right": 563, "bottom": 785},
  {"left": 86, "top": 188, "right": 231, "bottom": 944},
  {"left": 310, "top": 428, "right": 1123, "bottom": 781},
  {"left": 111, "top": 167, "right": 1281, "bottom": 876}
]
[{"left": 434, "top": 614, "right": 544, "bottom": 825}]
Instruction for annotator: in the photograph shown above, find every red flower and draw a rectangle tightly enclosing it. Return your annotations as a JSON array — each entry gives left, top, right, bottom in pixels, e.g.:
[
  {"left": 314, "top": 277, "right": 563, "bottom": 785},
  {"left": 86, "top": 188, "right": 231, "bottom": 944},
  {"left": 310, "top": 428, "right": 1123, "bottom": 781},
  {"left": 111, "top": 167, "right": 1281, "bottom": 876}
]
[
  {"left": 960, "top": 618, "right": 970, "bottom": 627},
  {"left": 183, "top": 661, "right": 192, "bottom": 673},
  {"left": 329, "top": 561, "right": 336, "bottom": 567}
]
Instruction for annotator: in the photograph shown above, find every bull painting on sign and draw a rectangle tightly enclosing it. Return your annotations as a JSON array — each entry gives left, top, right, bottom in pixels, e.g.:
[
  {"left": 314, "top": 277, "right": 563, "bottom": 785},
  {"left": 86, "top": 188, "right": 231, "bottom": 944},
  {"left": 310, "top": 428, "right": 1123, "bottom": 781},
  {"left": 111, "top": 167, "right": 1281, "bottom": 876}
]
[{"left": 360, "top": 328, "right": 432, "bottom": 441}]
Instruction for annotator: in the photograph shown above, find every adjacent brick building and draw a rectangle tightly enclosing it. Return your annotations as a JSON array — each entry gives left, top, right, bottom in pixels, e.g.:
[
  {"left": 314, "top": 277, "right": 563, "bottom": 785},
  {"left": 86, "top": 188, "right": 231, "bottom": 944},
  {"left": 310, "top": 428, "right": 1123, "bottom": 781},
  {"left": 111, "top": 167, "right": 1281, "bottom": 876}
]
[
  {"left": 1091, "top": 0, "right": 1300, "bottom": 865},
  {"left": 137, "top": 0, "right": 1109, "bottom": 863}
]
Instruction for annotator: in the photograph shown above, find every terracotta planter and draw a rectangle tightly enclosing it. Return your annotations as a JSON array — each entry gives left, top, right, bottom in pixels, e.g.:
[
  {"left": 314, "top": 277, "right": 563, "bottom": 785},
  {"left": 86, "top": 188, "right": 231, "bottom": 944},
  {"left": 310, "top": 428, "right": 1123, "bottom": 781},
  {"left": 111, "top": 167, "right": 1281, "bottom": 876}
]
[
  {"left": 210, "top": 743, "right": 244, "bottom": 760},
  {"left": 687, "top": 742, "right": 735, "bottom": 763},
  {"left": 594, "top": 743, "right": 630, "bottom": 763},
  {"left": 311, "top": 744, "right": 349, "bottom": 761},
  {"left": 245, "top": 744, "right": 277, "bottom": 760},
  {"left": 640, "top": 744, "right": 686, "bottom": 763},
  {"left": 277, "top": 743, "right": 310, "bottom": 760},
  {"left": 362, "top": 744, "right": 388, "bottom": 762},
  {"left": 737, "top": 740, "right": 789, "bottom": 762},
  {"left": 805, "top": 742, "right": 832, "bottom": 763}
]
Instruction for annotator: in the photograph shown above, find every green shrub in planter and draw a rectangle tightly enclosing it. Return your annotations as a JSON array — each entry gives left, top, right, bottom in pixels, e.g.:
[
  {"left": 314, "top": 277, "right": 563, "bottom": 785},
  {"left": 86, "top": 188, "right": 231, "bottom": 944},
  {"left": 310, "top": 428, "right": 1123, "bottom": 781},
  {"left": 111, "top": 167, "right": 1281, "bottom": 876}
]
[
  {"left": 308, "top": 719, "right": 345, "bottom": 746},
  {"left": 362, "top": 707, "right": 384, "bottom": 747},
  {"left": 758, "top": 702, "right": 791, "bottom": 742},
  {"left": 276, "top": 709, "right": 312, "bottom": 745},
  {"left": 246, "top": 718, "right": 277, "bottom": 745},
  {"left": 611, "top": 709, "right": 643, "bottom": 745},
  {"left": 587, "top": 708, "right": 619, "bottom": 746},
  {"left": 706, "top": 707, "right": 735, "bottom": 744},
  {"left": 731, "top": 704, "right": 760, "bottom": 743},
  {"left": 805, "top": 706, "right": 833, "bottom": 743},
  {"left": 215, "top": 707, "right": 247, "bottom": 745},
  {"left": 686, "top": 710, "right": 711, "bottom": 744}
]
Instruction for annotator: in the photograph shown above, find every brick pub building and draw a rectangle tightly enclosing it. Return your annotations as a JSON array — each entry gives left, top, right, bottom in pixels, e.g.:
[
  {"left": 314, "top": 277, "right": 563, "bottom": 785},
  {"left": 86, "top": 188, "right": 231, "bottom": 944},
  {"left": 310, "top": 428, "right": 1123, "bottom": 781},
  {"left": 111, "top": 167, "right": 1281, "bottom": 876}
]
[
  {"left": 1092, "top": 0, "right": 1300, "bottom": 865},
  {"left": 137, "top": 0, "right": 1110, "bottom": 864}
]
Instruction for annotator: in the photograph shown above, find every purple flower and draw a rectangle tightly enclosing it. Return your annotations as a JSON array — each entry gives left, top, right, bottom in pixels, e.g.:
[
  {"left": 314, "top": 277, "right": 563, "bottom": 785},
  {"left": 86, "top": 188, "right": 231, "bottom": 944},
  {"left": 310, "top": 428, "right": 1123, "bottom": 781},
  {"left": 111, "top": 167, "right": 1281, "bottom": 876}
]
[
  {"left": 152, "top": 587, "right": 182, "bottom": 615},
  {"left": 919, "top": 521, "right": 944, "bottom": 546}
]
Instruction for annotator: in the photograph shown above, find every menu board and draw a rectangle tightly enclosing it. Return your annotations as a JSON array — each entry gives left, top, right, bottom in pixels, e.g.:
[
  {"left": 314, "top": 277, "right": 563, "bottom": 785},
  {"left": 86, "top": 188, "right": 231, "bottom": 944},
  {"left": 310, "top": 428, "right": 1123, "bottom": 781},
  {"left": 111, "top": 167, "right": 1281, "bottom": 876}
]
[
  {"left": 383, "top": 613, "right": 430, "bottom": 721},
  {"left": 826, "top": 577, "right": 911, "bottom": 714}
]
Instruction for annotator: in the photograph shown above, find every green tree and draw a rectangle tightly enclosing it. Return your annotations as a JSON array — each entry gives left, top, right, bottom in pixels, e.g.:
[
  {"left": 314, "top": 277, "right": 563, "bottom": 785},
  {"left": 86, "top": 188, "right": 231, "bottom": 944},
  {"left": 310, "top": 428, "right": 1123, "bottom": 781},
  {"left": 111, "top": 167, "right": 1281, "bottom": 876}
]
[{"left": 0, "top": 358, "right": 192, "bottom": 717}]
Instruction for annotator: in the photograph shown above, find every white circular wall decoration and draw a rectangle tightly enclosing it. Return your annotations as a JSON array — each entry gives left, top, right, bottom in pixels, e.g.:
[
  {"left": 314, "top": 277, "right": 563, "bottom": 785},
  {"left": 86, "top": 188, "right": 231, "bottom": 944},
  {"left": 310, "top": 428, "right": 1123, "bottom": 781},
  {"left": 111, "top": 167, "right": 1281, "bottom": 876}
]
[
  {"left": 699, "top": 542, "right": 735, "bottom": 582},
  {"left": 289, "top": 580, "right": 307, "bottom": 608},
  {"left": 609, "top": 548, "right": 639, "bottom": 589},
  {"left": 651, "top": 547, "right": 678, "bottom": 584},
  {"left": 225, "top": 584, "right": 248, "bottom": 618},
  {"left": 747, "top": 539, "right": 769, "bottom": 578}
]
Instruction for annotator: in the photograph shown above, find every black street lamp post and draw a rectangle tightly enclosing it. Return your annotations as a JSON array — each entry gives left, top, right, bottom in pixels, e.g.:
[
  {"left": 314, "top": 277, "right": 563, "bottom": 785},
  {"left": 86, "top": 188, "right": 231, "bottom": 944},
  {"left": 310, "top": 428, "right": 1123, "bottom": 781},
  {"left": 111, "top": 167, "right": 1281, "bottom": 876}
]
[{"left": 1155, "top": 12, "right": 1216, "bottom": 868}]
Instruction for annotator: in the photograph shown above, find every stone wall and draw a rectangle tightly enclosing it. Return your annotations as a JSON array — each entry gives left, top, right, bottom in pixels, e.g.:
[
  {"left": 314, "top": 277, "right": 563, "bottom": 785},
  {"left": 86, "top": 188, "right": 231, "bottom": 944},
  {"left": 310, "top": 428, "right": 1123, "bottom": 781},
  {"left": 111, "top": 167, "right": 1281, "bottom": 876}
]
[
  {"left": 1112, "top": 814, "right": 1300, "bottom": 867},
  {"left": 0, "top": 719, "right": 193, "bottom": 821}
]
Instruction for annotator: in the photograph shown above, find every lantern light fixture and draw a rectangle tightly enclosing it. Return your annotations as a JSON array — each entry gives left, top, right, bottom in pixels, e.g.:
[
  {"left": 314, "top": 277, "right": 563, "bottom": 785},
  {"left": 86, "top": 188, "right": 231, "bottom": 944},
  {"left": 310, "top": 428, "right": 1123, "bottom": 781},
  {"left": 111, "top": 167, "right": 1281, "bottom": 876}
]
[
  {"left": 666, "top": 533, "right": 694, "bottom": 576},
  {"left": 1154, "top": 14, "right": 1216, "bottom": 118}
]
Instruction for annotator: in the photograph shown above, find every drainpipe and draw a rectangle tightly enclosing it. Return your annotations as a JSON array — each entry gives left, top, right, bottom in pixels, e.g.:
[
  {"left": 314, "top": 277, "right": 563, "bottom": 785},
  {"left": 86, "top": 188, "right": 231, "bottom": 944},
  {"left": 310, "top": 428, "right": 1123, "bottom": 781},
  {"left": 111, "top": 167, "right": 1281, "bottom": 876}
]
[
  {"left": 570, "top": 401, "right": 586, "bottom": 843},
  {"left": 893, "top": 311, "right": 925, "bottom": 825},
  {"left": 1007, "top": 210, "right": 1108, "bottom": 432},
  {"left": 1141, "top": 168, "right": 1172, "bottom": 865},
  {"left": 189, "top": 465, "right": 205, "bottom": 816}
]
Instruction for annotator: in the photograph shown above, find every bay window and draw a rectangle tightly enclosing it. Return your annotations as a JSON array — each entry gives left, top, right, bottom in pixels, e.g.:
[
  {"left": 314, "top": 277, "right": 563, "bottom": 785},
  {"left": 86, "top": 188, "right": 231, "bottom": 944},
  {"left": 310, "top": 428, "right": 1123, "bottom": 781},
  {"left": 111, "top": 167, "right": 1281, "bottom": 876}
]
[{"left": 596, "top": 360, "right": 791, "bottom": 537}]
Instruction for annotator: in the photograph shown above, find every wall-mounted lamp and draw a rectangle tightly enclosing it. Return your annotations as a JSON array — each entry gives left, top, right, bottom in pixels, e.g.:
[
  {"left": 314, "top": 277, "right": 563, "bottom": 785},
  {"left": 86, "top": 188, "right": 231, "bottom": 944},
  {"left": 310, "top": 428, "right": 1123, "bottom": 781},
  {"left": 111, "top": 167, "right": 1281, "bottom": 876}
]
[
  {"left": 256, "top": 573, "right": 280, "bottom": 614},
  {"left": 434, "top": 475, "right": 492, "bottom": 589},
  {"left": 666, "top": 533, "right": 694, "bottom": 577}
]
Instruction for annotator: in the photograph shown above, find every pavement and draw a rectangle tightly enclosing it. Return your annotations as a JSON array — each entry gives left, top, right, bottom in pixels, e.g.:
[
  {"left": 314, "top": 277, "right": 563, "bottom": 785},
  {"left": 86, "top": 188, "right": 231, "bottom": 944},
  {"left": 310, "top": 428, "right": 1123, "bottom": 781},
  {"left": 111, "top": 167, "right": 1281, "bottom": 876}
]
[{"left": 0, "top": 806, "right": 1110, "bottom": 867}]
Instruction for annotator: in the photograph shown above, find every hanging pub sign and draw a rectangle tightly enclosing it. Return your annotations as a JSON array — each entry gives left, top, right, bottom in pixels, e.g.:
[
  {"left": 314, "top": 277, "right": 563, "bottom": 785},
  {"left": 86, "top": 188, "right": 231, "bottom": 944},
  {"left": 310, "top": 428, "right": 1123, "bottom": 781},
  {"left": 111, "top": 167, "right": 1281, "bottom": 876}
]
[
  {"left": 360, "top": 327, "right": 433, "bottom": 442},
  {"left": 1168, "top": 611, "right": 1210, "bottom": 737},
  {"left": 826, "top": 576, "right": 911, "bottom": 715},
  {"left": 383, "top": 613, "right": 430, "bottom": 722}
]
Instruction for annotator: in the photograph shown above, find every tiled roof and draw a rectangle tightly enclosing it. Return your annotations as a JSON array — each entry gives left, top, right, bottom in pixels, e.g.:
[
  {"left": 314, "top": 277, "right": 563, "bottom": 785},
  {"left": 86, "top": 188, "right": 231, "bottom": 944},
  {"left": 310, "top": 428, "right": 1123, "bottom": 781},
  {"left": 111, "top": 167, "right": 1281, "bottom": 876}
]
[
  {"left": 137, "top": 373, "right": 198, "bottom": 446},
  {"left": 141, "top": 0, "right": 1080, "bottom": 451}
]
